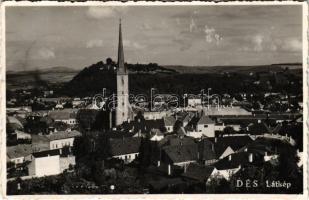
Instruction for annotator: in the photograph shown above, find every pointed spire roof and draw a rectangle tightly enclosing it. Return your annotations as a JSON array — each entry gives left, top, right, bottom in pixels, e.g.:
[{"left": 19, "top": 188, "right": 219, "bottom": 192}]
[{"left": 117, "top": 19, "right": 126, "bottom": 74}]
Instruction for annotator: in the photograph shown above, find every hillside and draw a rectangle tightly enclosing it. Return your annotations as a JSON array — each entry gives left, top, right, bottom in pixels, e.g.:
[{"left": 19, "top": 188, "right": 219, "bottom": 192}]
[{"left": 59, "top": 61, "right": 302, "bottom": 97}]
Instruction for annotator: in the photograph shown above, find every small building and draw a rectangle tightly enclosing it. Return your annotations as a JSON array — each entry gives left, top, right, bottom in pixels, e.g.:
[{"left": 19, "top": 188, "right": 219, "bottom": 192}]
[
  {"left": 28, "top": 149, "right": 61, "bottom": 177},
  {"left": 7, "top": 144, "right": 33, "bottom": 165}
]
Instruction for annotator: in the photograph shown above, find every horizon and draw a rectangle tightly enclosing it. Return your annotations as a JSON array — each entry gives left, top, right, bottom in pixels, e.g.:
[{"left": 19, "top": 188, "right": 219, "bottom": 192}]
[
  {"left": 6, "top": 5, "right": 302, "bottom": 71},
  {"left": 6, "top": 61, "right": 303, "bottom": 73}
]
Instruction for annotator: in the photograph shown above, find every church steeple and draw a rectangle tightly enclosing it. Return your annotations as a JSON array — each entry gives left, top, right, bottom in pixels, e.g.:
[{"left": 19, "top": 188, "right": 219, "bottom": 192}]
[
  {"left": 118, "top": 19, "right": 126, "bottom": 74},
  {"left": 115, "top": 19, "right": 130, "bottom": 126}
]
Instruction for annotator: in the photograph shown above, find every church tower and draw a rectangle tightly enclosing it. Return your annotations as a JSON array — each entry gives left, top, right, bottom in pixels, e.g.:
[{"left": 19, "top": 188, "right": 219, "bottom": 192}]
[{"left": 116, "top": 19, "right": 129, "bottom": 126}]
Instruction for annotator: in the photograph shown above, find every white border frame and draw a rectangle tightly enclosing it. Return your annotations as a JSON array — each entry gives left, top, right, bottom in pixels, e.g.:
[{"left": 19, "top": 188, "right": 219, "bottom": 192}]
[{"left": 0, "top": 1, "right": 308, "bottom": 200}]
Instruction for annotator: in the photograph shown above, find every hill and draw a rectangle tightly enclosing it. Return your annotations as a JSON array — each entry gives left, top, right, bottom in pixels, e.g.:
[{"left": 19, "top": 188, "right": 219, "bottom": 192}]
[{"left": 59, "top": 61, "right": 302, "bottom": 97}]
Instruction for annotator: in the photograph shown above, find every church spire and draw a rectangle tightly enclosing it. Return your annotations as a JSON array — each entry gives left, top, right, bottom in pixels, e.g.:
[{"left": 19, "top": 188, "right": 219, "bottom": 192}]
[{"left": 118, "top": 19, "right": 126, "bottom": 74}]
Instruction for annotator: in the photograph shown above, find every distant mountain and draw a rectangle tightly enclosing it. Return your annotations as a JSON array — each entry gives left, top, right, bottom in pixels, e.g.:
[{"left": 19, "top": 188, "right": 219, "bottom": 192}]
[
  {"left": 163, "top": 63, "right": 302, "bottom": 74},
  {"left": 6, "top": 66, "right": 79, "bottom": 75}
]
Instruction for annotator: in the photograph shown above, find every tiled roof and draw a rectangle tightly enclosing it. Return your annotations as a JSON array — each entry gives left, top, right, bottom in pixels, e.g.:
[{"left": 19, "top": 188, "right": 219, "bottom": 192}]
[
  {"left": 182, "top": 163, "right": 215, "bottom": 182},
  {"left": 49, "top": 109, "right": 77, "bottom": 120},
  {"left": 163, "top": 144, "right": 198, "bottom": 163},
  {"left": 7, "top": 144, "right": 33, "bottom": 159},
  {"left": 197, "top": 115, "right": 214, "bottom": 125},
  {"left": 109, "top": 137, "right": 141, "bottom": 156},
  {"left": 198, "top": 139, "right": 217, "bottom": 161},
  {"left": 45, "top": 130, "right": 82, "bottom": 141},
  {"left": 158, "top": 135, "right": 195, "bottom": 147}
]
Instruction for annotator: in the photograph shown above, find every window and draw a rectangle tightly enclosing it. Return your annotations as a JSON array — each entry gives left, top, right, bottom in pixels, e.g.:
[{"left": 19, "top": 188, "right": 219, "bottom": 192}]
[
  {"left": 204, "top": 125, "right": 208, "bottom": 128},
  {"left": 122, "top": 112, "right": 125, "bottom": 117}
]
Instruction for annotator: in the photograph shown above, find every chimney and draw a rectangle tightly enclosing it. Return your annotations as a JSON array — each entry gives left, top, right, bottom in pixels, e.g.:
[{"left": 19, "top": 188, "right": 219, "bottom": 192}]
[
  {"left": 264, "top": 151, "right": 268, "bottom": 156},
  {"left": 228, "top": 154, "right": 232, "bottom": 161},
  {"left": 109, "top": 111, "right": 113, "bottom": 129},
  {"left": 168, "top": 164, "right": 171, "bottom": 175},
  {"left": 157, "top": 160, "right": 160, "bottom": 167},
  {"left": 249, "top": 153, "right": 253, "bottom": 163},
  {"left": 59, "top": 148, "right": 62, "bottom": 155},
  {"left": 184, "top": 164, "right": 188, "bottom": 173}
]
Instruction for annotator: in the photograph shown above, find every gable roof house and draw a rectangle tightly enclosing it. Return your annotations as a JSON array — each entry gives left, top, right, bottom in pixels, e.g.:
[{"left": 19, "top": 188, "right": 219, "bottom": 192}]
[
  {"left": 7, "top": 144, "right": 34, "bottom": 165},
  {"left": 182, "top": 163, "right": 218, "bottom": 185},
  {"left": 209, "top": 136, "right": 254, "bottom": 159},
  {"left": 49, "top": 109, "right": 78, "bottom": 125},
  {"left": 109, "top": 137, "right": 141, "bottom": 163},
  {"left": 162, "top": 144, "right": 198, "bottom": 168}
]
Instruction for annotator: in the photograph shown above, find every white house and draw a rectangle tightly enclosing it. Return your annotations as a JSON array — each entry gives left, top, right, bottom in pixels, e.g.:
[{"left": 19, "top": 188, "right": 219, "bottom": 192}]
[
  {"left": 45, "top": 130, "right": 82, "bottom": 150},
  {"left": 196, "top": 115, "right": 215, "bottom": 137},
  {"left": 28, "top": 149, "right": 61, "bottom": 177}
]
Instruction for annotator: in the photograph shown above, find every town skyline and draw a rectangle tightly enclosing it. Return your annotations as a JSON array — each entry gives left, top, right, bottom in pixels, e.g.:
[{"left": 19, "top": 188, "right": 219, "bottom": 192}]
[{"left": 6, "top": 5, "right": 302, "bottom": 71}]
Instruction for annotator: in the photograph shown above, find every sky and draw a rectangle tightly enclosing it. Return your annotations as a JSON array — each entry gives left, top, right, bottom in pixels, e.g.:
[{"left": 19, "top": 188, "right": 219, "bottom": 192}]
[{"left": 6, "top": 5, "right": 303, "bottom": 71}]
